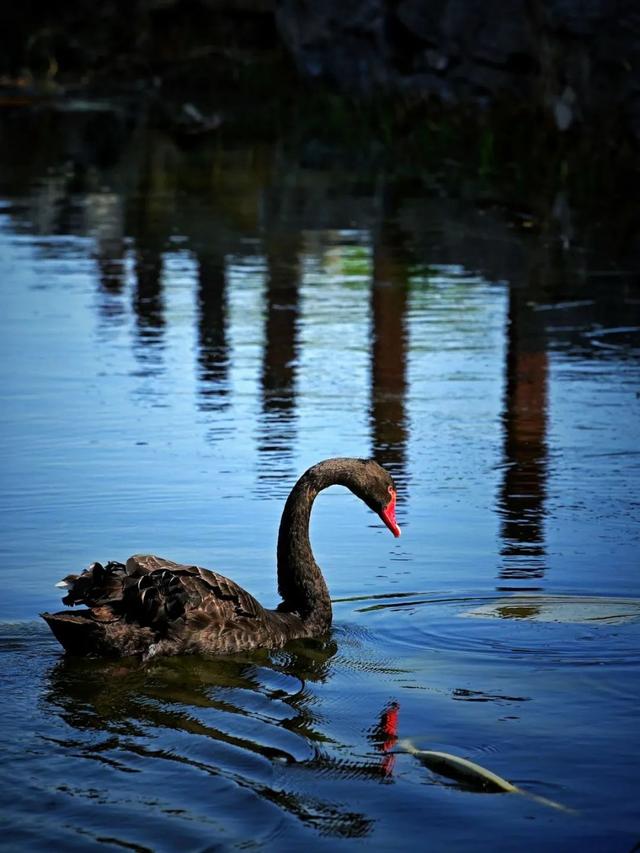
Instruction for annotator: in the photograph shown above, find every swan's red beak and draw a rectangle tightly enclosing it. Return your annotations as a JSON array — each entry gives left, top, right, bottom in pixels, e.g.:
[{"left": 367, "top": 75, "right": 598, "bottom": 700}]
[{"left": 379, "top": 489, "right": 401, "bottom": 537}]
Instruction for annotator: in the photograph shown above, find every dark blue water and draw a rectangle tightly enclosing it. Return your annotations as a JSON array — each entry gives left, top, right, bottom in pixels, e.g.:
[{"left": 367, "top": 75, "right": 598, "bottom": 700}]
[{"left": 1, "top": 113, "right": 639, "bottom": 851}]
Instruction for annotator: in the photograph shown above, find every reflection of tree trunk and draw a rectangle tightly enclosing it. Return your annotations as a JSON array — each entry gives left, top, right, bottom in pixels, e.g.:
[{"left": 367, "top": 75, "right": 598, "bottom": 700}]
[
  {"left": 133, "top": 246, "right": 165, "bottom": 344},
  {"left": 196, "top": 253, "right": 229, "bottom": 410},
  {"left": 499, "top": 290, "right": 548, "bottom": 580},
  {"left": 257, "top": 233, "right": 301, "bottom": 492},
  {"left": 97, "top": 248, "right": 126, "bottom": 296},
  {"left": 370, "top": 220, "right": 409, "bottom": 487},
  {"left": 95, "top": 238, "right": 126, "bottom": 327},
  {"left": 263, "top": 241, "right": 299, "bottom": 412},
  {"left": 129, "top": 135, "right": 173, "bottom": 356}
]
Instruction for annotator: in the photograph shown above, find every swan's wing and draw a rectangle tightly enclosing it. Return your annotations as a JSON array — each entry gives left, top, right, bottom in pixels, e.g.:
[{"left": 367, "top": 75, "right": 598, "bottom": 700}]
[
  {"left": 124, "top": 554, "right": 180, "bottom": 575},
  {"left": 124, "top": 554, "right": 266, "bottom": 626}
]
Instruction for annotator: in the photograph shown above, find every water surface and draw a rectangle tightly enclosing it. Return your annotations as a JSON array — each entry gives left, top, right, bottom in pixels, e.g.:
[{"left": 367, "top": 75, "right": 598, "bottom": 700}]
[{"left": 1, "top": 111, "right": 639, "bottom": 851}]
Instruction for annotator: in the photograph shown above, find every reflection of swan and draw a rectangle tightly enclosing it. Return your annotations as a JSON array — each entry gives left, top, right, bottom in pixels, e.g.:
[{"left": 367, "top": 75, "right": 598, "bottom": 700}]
[
  {"left": 44, "top": 639, "right": 339, "bottom": 757},
  {"left": 369, "top": 701, "right": 400, "bottom": 777},
  {"left": 43, "top": 640, "right": 376, "bottom": 839},
  {"left": 42, "top": 459, "right": 400, "bottom": 657}
]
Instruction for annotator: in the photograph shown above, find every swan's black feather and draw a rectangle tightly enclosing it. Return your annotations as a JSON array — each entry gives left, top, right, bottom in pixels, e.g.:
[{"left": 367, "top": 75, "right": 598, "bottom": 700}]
[{"left": 41, "top": 458, "right": 398, "bottom": 657}]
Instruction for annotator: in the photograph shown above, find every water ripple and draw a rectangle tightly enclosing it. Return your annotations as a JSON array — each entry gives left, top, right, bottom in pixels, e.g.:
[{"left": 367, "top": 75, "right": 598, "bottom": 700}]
[{"left": 358, "top": 593, "right": 640, "bottom": 667}]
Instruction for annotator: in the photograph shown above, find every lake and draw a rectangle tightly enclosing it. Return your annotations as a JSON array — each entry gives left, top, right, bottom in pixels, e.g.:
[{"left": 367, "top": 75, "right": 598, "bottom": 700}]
[{"left": 0, "top": 107, "right": 639, "bottom": 851}]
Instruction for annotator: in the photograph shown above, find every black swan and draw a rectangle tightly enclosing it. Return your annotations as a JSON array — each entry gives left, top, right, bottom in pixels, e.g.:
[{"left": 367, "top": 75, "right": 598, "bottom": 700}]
[{"left": 41, "top": 458, "right": 400, "bottom": 657}]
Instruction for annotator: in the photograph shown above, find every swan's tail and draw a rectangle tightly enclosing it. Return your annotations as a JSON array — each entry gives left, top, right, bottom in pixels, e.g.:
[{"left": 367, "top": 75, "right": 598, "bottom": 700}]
[
  {"left": 41, "top": 606, "right": 156, "bottom": 657},
  {"left": 41, "top": 561, "right": 124, "bottom": 655},
  {"left": 40, "top": 610, "right": 106, "bottom": 655},
  {"left": 42, "top": 560, "right": 172, "bottom": 656},
  {"left": 41, "top": 561, "right": 128, "bottom": 654}
]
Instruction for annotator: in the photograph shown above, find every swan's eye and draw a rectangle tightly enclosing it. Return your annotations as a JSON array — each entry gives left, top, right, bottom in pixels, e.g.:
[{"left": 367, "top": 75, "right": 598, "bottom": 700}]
[{"left": 384, "top": 485, "right": 396, "bottom": 510}]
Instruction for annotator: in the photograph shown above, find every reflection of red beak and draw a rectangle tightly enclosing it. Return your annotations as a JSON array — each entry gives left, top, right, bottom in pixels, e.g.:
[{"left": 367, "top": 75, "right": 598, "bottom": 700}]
[
  {"left": 379, "top": 489, "right": 401, "bottom": 537},
  {"left": 380, "top": 701, "right": 399, "bottom": 747},
  {"left": 379, "top": 701, "right": 400, "bottom": 778}
]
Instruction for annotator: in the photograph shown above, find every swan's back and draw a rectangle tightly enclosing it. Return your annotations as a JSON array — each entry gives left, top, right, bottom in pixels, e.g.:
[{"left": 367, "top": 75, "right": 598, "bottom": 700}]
[{"left": 41, "top": 555, "right": 302, "bottom": 657}]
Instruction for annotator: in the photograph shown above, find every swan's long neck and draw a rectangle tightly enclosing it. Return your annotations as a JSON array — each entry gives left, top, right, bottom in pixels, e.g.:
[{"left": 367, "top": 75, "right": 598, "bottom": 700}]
[{"left": 277, "top": 459, "right": 360, "bottom": 627}]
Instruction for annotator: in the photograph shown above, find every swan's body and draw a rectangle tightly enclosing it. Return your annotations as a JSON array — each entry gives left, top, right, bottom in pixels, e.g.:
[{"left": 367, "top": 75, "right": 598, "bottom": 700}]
[{"left": 41, "top": 458, "right": 400, "bottom": 657}]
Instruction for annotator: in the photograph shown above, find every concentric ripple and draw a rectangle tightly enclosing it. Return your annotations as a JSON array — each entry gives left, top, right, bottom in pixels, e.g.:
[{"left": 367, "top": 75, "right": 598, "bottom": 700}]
[{"left": 353, "top": 592, "right": 640, "bottom": 667}]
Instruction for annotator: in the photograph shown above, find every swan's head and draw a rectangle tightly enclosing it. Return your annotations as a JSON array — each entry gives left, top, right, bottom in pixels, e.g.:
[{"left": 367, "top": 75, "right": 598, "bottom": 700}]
[{"left": 353, "top": 459, "right": 401, "bottom": 538}]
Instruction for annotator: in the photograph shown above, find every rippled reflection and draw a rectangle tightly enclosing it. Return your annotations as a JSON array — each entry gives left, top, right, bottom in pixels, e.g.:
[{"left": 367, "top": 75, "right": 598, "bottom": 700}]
[
  {"left": 133, "top": 246, "right": 165, "bottom": 347},
  {"left": 196, "top": 250, "right": 230, "bottom": 411},
  {"left": 498, "top": 289, "right": 549, "bottom": 580},
  {"left": 129, "top": 142, "right": 172, "bottom": 369},
  {"left": 370, "top": 205, "right": 410, "bottom": 489},
  {"left": 92, "top": 193, "right": 128, "bottom": 331},
  {"left": 41, "top": 639, "right": 394, "bottom": 841},
  {"left": 257, "top": 232, "right": 302, "bottom": 494}
]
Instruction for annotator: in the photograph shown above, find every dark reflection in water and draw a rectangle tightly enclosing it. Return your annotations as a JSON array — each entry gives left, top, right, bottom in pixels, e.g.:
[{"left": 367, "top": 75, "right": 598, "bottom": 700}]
[
  {"left": 370, "top": 207, "right": 410, "bottom": 489},
  {"left": 41, "top": 639, "right": 393, "bottom": 841},
  {"left": 498, "top": 288, "right": 549, "bottom": 580},
  {"left": 196, "top": 250, "right": 230, "bottom": 412},
  {"left": 46, "top": 639, "right": 337, "bottom": 754},
  {"left": 257, "top": 233, "right": 302, "bottom": 493},
  {"left": 133, "top": 246, "right": 165, "bottom": 347},
  {"left": 93, "top": 196, "right": 128, "bottom": 331},
  {"left": 128, "top": 140, "right": 174, "bottom": 380}
]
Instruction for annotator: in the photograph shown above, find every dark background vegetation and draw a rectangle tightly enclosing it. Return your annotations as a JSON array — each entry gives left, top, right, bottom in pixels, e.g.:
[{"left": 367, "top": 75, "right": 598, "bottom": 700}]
[{"left": 1, "top": 0, "right": 638, "bottom": 250}]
